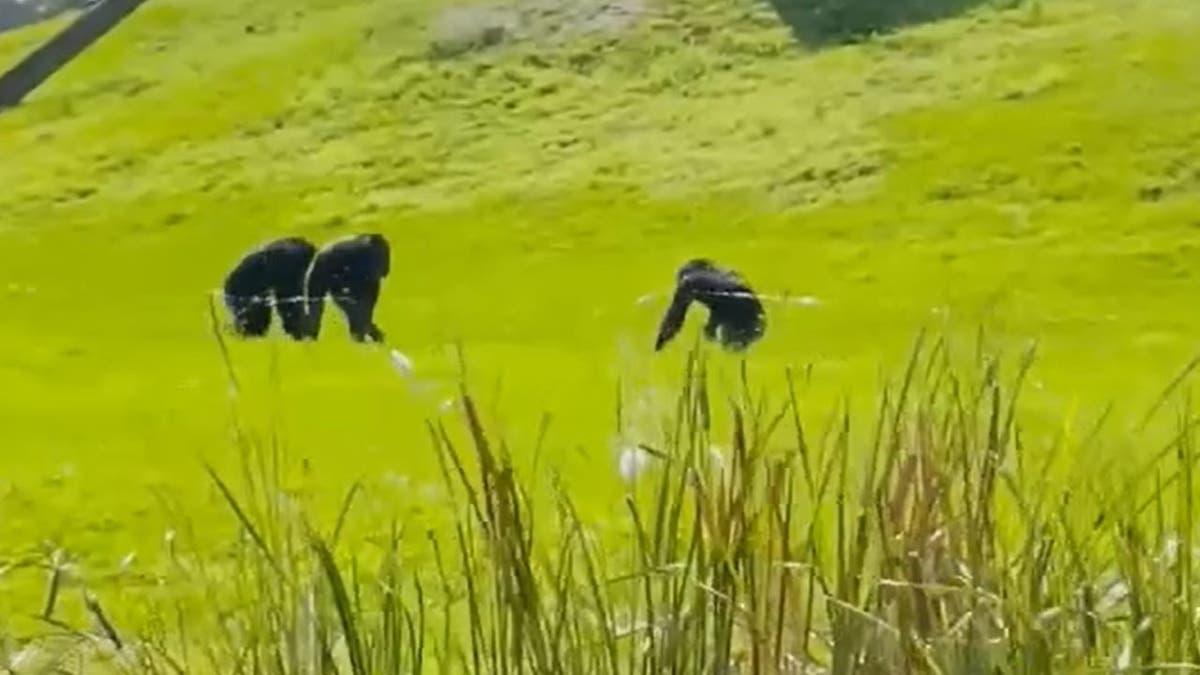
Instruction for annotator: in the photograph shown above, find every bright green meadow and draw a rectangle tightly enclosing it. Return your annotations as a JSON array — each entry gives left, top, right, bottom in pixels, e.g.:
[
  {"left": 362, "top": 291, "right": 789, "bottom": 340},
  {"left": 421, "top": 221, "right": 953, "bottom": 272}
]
[{"left": 1, "top": 0, "right": 1199, "bottom": 642}]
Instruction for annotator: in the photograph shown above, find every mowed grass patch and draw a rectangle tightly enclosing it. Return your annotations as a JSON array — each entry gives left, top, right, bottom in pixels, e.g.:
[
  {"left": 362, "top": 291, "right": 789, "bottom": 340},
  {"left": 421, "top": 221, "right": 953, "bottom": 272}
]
[{"left": 0, "top": 0, "right": 1198, "bottom": 624}]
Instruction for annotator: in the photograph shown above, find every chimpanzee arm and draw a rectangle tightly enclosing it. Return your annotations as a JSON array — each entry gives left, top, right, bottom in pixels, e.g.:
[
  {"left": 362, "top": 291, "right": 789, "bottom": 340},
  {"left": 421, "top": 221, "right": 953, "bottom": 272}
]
[{"left": 654, "top": 284, "right": 695, "bottom": 351}]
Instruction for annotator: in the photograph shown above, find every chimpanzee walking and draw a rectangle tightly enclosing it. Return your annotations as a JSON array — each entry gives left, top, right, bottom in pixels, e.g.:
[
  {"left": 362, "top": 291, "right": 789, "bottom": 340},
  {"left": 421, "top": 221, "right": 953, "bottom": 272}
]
[
  {"left": 654, "top": 258, "right": 766, "bottom": 353},
  {"left": 304, "top": 233, "right": 390, "bottom": 343},
  {"left": 222, "top": 236, "right": 317, "bottom": 340}
]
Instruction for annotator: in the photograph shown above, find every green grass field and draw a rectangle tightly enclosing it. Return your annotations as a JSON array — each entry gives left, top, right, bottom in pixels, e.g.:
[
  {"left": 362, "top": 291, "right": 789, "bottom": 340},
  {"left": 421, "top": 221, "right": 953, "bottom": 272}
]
[{"left": 1, "top": 0, "right": 1200, "bottom": 646}]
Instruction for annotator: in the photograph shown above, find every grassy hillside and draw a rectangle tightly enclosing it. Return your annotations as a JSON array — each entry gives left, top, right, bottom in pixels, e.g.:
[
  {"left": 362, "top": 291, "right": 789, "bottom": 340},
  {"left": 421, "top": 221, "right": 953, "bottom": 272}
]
[{"left": 0, "top": 0, "right": 1199, "bottom": 629}]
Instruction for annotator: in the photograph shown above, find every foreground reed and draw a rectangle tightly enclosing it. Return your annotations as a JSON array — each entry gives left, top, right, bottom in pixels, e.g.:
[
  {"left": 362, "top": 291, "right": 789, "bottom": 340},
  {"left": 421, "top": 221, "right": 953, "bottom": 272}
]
[{"left": 9, "top": 332, "right": 1200, "bottom": 674}]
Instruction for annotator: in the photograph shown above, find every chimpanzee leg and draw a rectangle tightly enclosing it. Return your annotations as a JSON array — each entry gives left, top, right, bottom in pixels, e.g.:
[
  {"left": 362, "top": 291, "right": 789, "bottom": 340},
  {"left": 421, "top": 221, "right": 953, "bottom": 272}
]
[
  {"left": 703, "top": 313, "right": 721, "bottom": 343},
  {"left": 333, "top": 282, "right": 384, "bottom": 343},
  {"left": 713, "top": 306, "right": 763, "bottom": 352},
  {"left": 225, "top": 293, "right": 271, "bottom": 337},
  {"left": 302, "top": 271, "right": 330, "bottom": 341},
  {"left": 303, "top": 294, "right": 326, "bottom": 340},
  {"left": 274, "top": 277, "right": 313, "bottom": 341},
  {"left": 358, "top": 281, "right": 384, "bottom": 342}
]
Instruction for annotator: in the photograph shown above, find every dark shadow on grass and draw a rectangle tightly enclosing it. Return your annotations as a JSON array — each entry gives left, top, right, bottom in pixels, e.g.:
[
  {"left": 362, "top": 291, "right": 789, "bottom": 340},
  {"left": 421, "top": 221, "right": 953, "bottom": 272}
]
[{"left": 765, "top": 0, "right": 1006, "bottom": 46}]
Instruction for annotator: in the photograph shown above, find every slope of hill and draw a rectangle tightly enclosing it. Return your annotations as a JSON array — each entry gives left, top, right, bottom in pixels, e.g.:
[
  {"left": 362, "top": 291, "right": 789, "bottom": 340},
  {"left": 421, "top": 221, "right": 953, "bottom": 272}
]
[
  {"left": 0, "top": 0, "right": 1198, "bottom": 626},
  {"left": 3, "top": 0, "right": 1194, "bottom": 215}
]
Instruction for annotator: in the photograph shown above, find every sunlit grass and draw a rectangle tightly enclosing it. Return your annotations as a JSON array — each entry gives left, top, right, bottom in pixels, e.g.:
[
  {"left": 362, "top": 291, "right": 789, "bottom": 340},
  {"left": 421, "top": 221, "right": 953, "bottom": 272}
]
[
  {"left": 0, "top": 0, "right": 1199, "bottom": 654},
  {"left": 12, "top": 333, "right": 1200, "bottom": 673}
]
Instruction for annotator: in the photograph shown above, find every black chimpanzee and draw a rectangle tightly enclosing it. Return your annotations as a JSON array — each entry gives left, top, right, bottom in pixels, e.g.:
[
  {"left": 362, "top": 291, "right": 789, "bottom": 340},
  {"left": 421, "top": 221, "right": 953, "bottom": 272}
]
[
  {"left": 222, "top": 236, "right": 318, "bottom": 340},
  {"left": 654, "top": 258, "right": 767, "bottom": 353},
  {"left": 304, "top": 233, "right": 391, "bottom": 343}
]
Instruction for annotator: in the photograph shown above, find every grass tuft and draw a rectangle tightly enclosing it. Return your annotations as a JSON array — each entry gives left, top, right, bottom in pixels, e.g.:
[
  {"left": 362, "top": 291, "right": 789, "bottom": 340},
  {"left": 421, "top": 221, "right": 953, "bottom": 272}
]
[{"left": 10, "top": 331, "right": 1200, "bottom": 672}]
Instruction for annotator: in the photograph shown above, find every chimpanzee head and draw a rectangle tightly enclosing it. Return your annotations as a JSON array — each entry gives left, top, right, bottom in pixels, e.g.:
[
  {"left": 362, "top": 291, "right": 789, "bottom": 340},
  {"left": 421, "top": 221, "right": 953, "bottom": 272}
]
[
  {"left": 677, "top": 258, "right": 717, "bottom": 280},
  {"left": 364, "top": 233, "right": 391, "bottom": 279}
]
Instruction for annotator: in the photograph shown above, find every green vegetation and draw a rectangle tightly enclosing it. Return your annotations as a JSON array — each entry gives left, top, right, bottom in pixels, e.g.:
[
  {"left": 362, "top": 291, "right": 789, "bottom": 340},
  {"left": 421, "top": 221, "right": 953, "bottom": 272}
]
[
  {"left": 15, "top": 339, "right": 1200, "bottom": 673},
  {"left": 1, "top": 0, "right": 1199, "bottom": 669}
]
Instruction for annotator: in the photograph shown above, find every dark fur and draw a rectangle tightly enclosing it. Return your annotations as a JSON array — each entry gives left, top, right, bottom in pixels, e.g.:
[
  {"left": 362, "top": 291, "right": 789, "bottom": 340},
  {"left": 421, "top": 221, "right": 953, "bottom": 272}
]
[
  {"left": 654, "top": 258, "right": 766, "bottom": 353},
  {"left": 304, "top": 233, "right": 390, "bottom": 343},
  {"left": 223, "top": 236, "right": 317, "bottom": 340}
]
